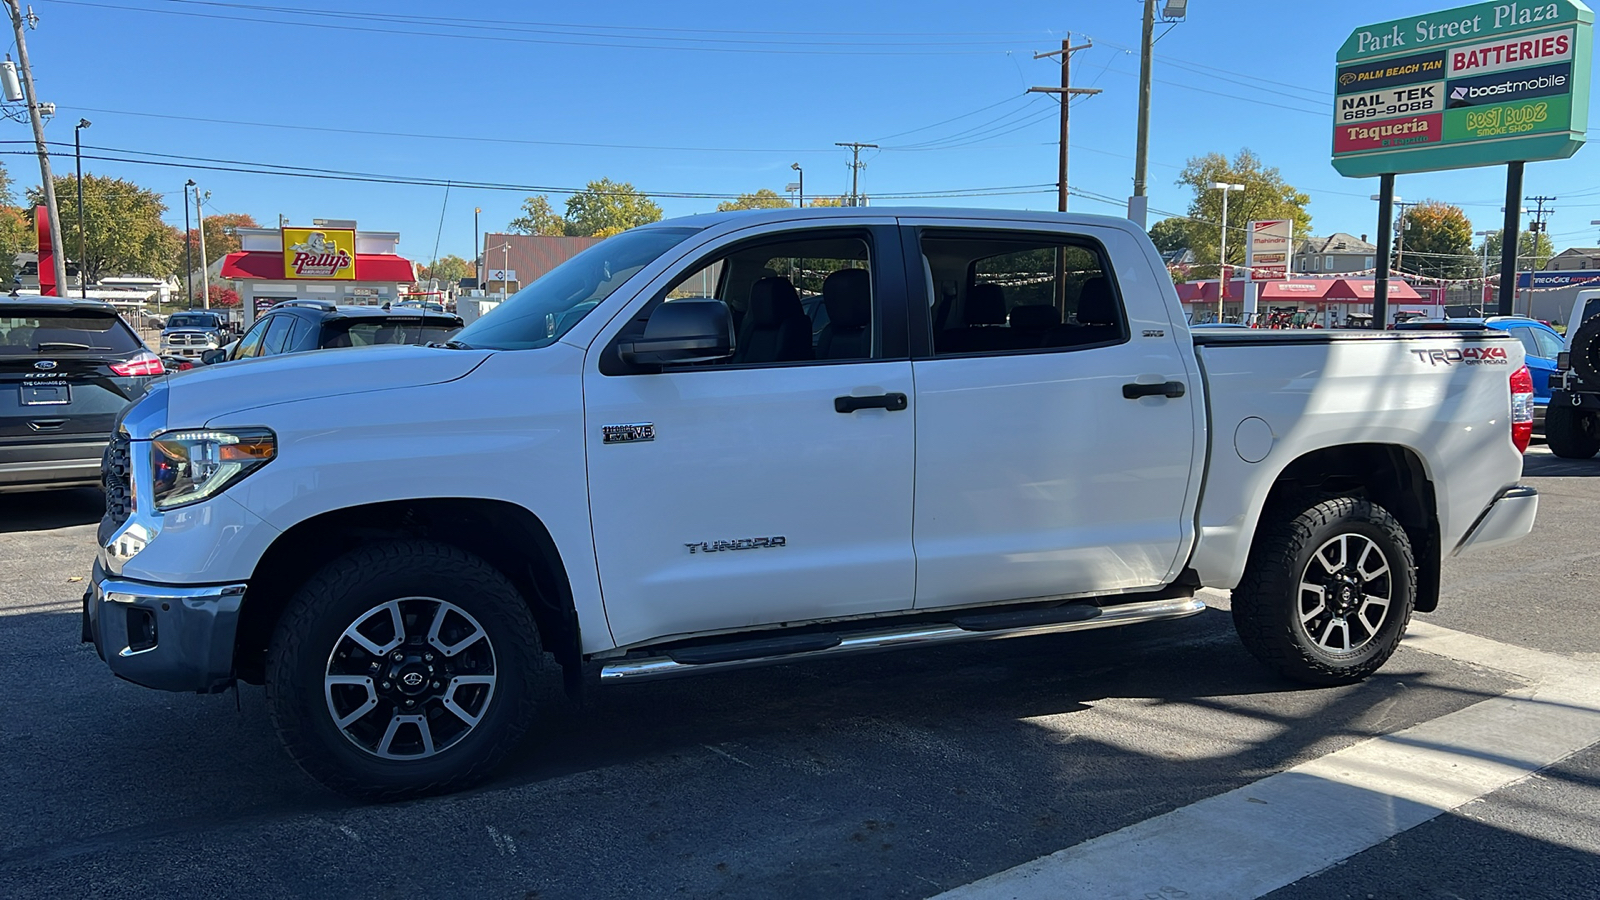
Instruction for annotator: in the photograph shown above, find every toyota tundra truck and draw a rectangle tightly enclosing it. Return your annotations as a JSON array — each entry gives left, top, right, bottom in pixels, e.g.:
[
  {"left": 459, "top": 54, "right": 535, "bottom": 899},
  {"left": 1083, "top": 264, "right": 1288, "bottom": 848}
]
[{"left": 83, "top": 208, "right": 1539, "bottom": 799}]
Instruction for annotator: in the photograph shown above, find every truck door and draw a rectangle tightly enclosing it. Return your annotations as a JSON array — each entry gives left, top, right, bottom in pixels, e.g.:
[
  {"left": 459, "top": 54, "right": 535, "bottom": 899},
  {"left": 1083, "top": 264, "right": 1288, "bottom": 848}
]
[
  {"left": 905, "top": 220, "right": 1200, "bottom": 611},
  {"left": 582, "top": 222, "right": 918, "bottom": 648}
]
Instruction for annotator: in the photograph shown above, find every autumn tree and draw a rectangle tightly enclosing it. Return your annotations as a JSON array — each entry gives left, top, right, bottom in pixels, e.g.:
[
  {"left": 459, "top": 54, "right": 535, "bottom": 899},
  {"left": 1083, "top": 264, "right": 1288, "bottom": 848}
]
[
  {"left": 420, "top": 254, "right": 472, "bottom": 284},
  {"left": 30, "top": 174, "right": 180, "bottom": 283},
  {"left": 1394, "top": 201, "right": 1476, "bottom": 280},
  {"left": 0, "top": 162, "right": 30, "bottom": 285},
  {"left": 564, "top": 179, "right": 662, "bottom": 237},
  {"left": 1176, "top": 149, "right": 1312, "bottom": 276},
  {"left": 207, "top": 284, "right": 241, "bottom": 308},
  {"left": 716, "top": 188, "right": 793, "bottom": 212},
  {"left": 508, "top": 195, "right": 568, "bottom": 236},
  {"left": 183, "top": 212, "right": 258, "bottom": 272},
  {"left": 807, "top": 196, "right": 850, "bottom": 207},
  {"left": 1480, "top": 229, "right": 1555, "bottom": 273}
]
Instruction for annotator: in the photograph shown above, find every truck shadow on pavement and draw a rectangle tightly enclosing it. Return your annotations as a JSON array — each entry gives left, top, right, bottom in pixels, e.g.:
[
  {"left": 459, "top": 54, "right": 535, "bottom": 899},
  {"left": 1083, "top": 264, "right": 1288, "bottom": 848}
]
[
  {"left": 1, "top": 604, "right": 1526, "bottom": 892},
  {"left": 0, "top": 488, "right": 103, "bottom": 534},
  {"left": 1523, "top": 450, "right": 1600, "bottom": 478}
]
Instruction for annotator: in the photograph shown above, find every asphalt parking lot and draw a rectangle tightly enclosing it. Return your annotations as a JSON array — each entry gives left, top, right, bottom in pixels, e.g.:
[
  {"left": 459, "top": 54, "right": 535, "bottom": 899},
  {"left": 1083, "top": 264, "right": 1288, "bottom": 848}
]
[{"left": 1, "top": 448, "right": 1597, "bottom": 899}]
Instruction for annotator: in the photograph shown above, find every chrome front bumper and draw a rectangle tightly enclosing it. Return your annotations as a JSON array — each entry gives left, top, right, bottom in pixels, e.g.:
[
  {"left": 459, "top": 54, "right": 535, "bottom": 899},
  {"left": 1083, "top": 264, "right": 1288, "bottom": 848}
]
[
  {"left": 84, "top": 561, "right": 246, "bottom": 693},
  {"left": 1452, "top": 486, "right": 1539, "bottom": 557}
]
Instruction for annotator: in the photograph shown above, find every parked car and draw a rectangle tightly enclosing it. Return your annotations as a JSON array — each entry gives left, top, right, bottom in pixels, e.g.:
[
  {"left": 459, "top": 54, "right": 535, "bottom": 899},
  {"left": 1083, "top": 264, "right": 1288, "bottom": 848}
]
[
  {"left": 1395, "top": 316, "right": 1564, "bottom": 433},
  {"left": 159, "top": 311, "right": 230, "bottom": 360},
  {"left": 198, "top": 301, "right": 463, "bottom": 366},
  {"left": 83, "top": 208, "right": 1537, "bottom": 799},
  {"left": 1, "top": 297, "right": 163, "bottom": 492},
  {"left": 1547, "top": 289, "right": 1600, "bottom": 459}
]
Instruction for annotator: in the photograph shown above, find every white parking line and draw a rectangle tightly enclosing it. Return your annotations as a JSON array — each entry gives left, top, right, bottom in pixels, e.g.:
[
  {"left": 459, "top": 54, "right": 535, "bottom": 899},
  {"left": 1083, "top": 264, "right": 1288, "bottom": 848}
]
[{"left": 935, "top": 621, "right": 1600, "bottom": 900}]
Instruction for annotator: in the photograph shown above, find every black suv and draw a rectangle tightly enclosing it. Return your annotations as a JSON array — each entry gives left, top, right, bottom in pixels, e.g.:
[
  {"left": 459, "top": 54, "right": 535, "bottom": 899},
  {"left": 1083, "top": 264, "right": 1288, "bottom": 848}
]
[
  {"left": 202, "top": 301, "right": 463, "bottom": 366},
  {"left": 1, "top": 298, "right": 163, "bottom": 492}
]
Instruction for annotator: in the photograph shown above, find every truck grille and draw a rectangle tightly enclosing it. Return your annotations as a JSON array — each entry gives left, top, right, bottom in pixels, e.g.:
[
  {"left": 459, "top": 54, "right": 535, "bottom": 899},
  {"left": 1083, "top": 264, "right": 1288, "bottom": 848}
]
[
  {"left": 164, "top": 333, "right": 210, "bottom": 347},
  {"left": 102, "top": 433, "right": 132, "bottom": 531}
]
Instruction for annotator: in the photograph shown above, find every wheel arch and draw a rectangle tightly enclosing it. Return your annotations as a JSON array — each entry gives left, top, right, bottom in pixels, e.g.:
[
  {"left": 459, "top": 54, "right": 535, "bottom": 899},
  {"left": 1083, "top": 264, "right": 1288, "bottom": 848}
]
[
  {"left": 1251, "top": 442, "right": 1441, "bottom": 613},
  {"left": 234, "top": 498, "right": 582, "bottom": 686}
]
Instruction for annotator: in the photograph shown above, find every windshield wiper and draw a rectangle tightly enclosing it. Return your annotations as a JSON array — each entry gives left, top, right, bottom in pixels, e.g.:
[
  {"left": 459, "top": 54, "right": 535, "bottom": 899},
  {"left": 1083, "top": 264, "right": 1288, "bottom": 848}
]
[
  {"left": 36, "top": 341, "right": 91, "bottom": 351},
  {"left": 432, "top": 339, "right": 474, "bottom": 350}
]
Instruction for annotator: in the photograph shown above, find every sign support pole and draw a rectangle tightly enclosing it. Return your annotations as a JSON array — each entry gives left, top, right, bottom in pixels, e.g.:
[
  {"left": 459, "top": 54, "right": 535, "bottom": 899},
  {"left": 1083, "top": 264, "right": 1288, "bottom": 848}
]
[
  {"left": 1498, "top": 161, "right": 1524, "bottom": 317},
  {"left": 1373, "top": 174, "right": 1395, "bottom": 330}
]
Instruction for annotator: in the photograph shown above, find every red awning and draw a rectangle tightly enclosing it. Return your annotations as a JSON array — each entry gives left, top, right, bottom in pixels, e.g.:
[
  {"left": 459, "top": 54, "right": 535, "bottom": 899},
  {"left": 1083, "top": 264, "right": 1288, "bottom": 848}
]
[
  {"left": 220, "top": 250, "right": 415, "bottom": 283},
  {"left": 1174, "top": 279, "right": 1248, "bottom": 303},
  {"left": 1323, "top": 278, "right": 1423, "bottom": 301},
  {"left": 1258, "top": 280, "right": 1334, "bottom": 301}
]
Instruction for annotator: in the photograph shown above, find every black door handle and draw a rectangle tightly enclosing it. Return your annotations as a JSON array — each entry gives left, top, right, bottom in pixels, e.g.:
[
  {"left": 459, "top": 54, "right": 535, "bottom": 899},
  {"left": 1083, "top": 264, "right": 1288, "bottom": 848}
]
[
  {"left": 835, "top": 392, "right": 909, "bottom": 413},
  {"left": 1122, "top": 381, "right": 1186, "bottom": 400}
]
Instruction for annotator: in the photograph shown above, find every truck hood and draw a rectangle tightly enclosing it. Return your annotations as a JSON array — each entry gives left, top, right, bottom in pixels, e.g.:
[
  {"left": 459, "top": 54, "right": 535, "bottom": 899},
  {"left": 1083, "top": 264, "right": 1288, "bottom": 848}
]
[{"left": 163, "top": 344, "right": 493, "bottom": 427}]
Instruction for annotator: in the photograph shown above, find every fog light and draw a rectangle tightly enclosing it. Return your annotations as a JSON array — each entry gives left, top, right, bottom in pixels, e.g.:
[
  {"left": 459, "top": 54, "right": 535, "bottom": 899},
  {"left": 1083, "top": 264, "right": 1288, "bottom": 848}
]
[{"left": 126, "top": 607, "right": 157, "bottom": 653}]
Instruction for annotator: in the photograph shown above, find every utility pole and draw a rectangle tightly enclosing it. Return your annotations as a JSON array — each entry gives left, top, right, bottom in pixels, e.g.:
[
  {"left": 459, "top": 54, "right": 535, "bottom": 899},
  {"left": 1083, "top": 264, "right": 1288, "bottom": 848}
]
[
  {"left": 1392, "top": 199, "right": 1417, "bottom": 276},
  {"left": 5, "top": 1, "right": 67, "bottom": 296},
  {"left": 835, "top": 142, "right": 877, "bottom": 207},
  {"left": 183, "top": 180, "right": 194, "bottom": 306},
  {"left": 1524, "top": 195, "right": 1555, "bottom": 316},
  {"left": 194, "top": 183, "right": 210, "bottom": 309},
  {"left": 1132, "top": 0, "right": 1156, "bottom": 226},
  {"left": 1029, "top": 35, "right": 1100, "bottom": 212}
]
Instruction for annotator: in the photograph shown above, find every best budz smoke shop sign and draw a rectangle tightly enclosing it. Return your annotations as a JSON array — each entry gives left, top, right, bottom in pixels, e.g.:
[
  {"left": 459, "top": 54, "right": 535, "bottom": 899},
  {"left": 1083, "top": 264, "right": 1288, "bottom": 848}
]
[{"left": 1333, "top": 1, "right": 1592, "bottom": 176}]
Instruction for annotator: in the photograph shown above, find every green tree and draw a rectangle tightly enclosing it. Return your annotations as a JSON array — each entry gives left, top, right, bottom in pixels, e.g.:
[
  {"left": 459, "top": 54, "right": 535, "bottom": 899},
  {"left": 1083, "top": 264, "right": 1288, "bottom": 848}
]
[
  {"left": 420, "top": 254, "right": 472, "bottom": 284},
  {"left": 1395, "top": 201, "right": 1476, "bottom": 280},
  {"left": 716, "top": 188, "right": 793, "bottom": 212},
  {"left": 807, "top": 196, "right": 850, "bottom": 207},
  {"left": 1177, "top": 149, "right": 1313, "bottom": 276},
  {"left": 1480, "top": 229, "right": 1555, "bottom": 273},
  {"left": 1148, "top": 217, "right": 1196, "bottom": 254},
  {"left": 29, "top": 174, "right": 180, "bottom": 283},
  {"left": 508, "top": 195, "right": 568, "bottom": 236},
  {"left": 564, "top": 179, "right": 663, "bottom": 237}
]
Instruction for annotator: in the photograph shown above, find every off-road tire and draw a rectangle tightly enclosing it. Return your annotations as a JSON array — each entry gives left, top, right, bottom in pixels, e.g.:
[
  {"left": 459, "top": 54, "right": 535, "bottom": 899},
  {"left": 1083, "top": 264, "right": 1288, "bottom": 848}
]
[
  {"left": 1545, "top": 406, "right": 1600, "bottom": 460},
  {"left": 265, "top": 540, "right": 543, "bottom": 801},
  {"left": 1571, "top": 313, "right": 1600, "bottom": 386},
  {"left": 1232, "top": 497, "right": 1415, "bottom": 686}
]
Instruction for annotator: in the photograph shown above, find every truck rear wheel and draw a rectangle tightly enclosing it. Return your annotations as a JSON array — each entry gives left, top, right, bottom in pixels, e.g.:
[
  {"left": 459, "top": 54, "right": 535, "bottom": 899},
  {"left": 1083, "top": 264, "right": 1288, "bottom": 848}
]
[
  {"left": 1232, "top": 497, "right": 1415, "bottom": 686},
  {"left": 1545, "top": 406, "right": 1600, "bottom": 459},
  {"left": 265, "top": 540, "right": 543, "bottom": 800}
]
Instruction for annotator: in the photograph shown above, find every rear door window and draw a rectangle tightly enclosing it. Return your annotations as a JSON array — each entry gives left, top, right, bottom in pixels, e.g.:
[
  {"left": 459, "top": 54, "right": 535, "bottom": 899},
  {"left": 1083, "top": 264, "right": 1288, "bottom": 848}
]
[
  {"left": 0, "top": 310, "right": 142, "bottom": 354},
  {"left": 260, "top": 314, "right": 299, "bottom": 356},
  {"left": 1532, "top": 327, "right": 1564, "bottom": 359}
]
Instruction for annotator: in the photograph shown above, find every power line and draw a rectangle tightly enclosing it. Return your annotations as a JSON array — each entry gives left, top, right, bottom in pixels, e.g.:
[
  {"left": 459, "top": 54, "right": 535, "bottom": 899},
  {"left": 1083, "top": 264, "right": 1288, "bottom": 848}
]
[{"left": 52, "top": 0, "right": 1036, "bottom": 55}]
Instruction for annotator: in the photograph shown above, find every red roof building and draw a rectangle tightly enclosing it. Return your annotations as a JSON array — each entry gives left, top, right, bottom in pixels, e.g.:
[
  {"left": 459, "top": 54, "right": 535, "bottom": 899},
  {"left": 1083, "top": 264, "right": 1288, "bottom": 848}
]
[{"left": 222, "top": 224, "right": 417, "bottom": 322}]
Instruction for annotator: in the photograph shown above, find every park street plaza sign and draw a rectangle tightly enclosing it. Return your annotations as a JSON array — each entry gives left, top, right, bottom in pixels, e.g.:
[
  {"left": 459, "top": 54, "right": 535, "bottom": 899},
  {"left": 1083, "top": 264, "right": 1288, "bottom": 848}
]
[
  {"left": 281, "top": 227, "right": 356, "bottom": 280},
  {"left": 1332, "top": 1, "right": 1592, "bottom": 177}
]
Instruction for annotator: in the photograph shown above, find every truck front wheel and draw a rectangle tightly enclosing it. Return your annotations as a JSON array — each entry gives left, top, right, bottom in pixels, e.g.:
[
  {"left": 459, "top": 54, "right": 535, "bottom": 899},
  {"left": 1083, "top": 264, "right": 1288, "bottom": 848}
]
[
  {"left": 1232, "top": 497, "right": 1416, "bottom": 686},
  {"left": 1545, "top": 406, "right": 1600, "bottom": 459},
  {"left": 265, "top": 540, "right": 544, "bottom": 800}
]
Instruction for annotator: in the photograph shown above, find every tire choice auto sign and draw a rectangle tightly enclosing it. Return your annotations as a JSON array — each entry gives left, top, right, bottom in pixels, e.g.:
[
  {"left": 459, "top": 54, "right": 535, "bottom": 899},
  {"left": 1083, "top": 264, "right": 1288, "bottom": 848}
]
[{"left": 1333, "top": 1, "right": 1592, "bottom": 177}]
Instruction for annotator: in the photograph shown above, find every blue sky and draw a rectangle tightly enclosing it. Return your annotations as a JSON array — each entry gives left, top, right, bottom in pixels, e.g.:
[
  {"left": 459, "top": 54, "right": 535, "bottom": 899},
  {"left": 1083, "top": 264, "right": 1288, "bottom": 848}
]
[{"left": 14, "top": 0, "right": 1600, "bottom": 264}]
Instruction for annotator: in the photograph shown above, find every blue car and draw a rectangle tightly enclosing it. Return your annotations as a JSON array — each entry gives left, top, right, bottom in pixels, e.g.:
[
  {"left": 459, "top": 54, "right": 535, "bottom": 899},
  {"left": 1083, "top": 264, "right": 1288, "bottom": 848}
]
[{"left": 1395, "top": 316, "right": 1565, "bottom": 433}]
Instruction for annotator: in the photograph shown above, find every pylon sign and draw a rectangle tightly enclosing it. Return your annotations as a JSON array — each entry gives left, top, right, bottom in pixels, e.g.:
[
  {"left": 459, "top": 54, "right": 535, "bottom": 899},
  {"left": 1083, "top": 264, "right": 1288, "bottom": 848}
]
[{"left": 1332, "top": 0, "right": 1592, "bottom": 177}]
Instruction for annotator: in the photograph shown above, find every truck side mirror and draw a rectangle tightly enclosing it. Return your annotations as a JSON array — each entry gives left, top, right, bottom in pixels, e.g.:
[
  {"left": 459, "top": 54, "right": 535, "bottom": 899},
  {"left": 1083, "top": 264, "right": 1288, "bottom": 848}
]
[{"left": 617, "top": 298, "right": 735, "bottom": 365}]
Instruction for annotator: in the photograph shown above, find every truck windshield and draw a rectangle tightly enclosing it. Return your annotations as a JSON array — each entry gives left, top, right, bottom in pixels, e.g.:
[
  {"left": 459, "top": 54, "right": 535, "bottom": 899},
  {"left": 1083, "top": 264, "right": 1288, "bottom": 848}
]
[
  {"left": 167, "top": 314, "right": 217, "bottom": 329},
  {"left": 454, "top": 226, "right": 701, "bottom": 350}
]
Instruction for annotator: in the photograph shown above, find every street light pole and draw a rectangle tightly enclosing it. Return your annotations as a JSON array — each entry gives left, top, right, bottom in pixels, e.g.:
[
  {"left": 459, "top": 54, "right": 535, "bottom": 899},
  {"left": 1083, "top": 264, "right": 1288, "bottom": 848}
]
[
  {"left": 473, "top": 206, "right": 480, "bottom": 287},
  {"left": 791, "top": 162, "right": 803, "bottom": 208},
  {"left": 1211, "top": 181, "right": 1244, "bottom": 323},
  {"left": 74, "top": 118, "right": 89, "bottom": 298}
]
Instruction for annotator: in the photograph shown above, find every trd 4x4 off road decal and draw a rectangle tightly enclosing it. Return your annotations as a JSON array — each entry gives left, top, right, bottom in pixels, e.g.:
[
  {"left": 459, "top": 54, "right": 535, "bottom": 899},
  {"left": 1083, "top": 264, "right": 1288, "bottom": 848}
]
[{"left": 1412, "top": 346, "right": 1510, "bottom": 366}]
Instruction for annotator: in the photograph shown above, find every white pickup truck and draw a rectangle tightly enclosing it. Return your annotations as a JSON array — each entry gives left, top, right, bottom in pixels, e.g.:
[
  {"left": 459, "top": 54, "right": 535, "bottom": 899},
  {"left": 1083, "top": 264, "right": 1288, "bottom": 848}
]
[{"left": 85, "top": 208, "right": 1539, "bottom": 799}]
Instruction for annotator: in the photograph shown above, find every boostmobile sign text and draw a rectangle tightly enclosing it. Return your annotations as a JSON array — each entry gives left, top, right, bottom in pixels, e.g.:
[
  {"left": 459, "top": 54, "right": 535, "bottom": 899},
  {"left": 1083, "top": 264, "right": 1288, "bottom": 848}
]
[
  {"left": 1332, "top": 1, "right": 1592, "bottom": 177},
  {"left": 281, "top": 228, "right": 357, "bottom": 280}
]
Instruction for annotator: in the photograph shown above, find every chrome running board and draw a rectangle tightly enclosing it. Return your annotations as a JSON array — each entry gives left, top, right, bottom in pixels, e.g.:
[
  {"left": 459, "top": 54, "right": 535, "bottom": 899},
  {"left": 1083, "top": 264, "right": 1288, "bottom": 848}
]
[{"left": 599, "top": 595, "right": 1208, "bottom": 682}]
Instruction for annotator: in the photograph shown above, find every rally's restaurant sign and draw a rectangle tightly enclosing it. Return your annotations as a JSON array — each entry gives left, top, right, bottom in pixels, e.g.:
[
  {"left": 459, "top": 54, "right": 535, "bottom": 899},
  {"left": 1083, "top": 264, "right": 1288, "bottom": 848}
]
[
  {"left": 282, "top": 227, "right": 357, "bottom": 280},
  {"left": 1333, "top": 1, "right": 1592, "bottom": 176}
]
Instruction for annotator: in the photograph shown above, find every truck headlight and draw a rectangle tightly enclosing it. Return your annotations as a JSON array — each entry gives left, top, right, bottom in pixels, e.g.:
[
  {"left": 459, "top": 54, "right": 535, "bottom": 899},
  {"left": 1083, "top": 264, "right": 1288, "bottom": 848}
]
[{"left": 150, "top": 428, "right": 276, "bottom": 510}]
